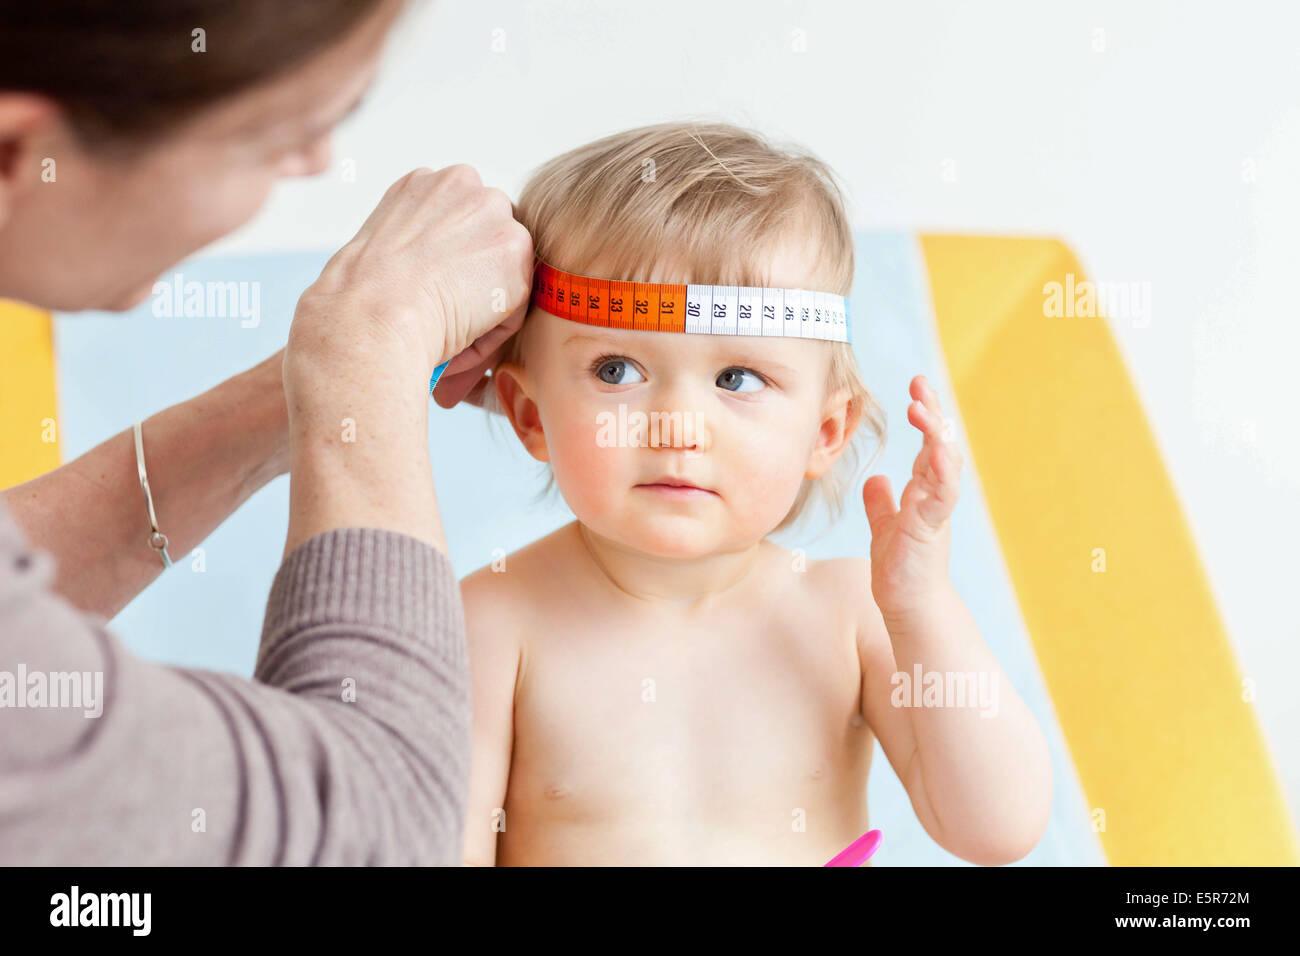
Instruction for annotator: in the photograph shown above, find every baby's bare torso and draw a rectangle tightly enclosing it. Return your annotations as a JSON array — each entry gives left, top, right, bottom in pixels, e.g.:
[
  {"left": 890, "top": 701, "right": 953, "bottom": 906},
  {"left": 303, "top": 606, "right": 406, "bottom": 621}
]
[{"left": 478, "top": 522, "right": 874, "bottom": 865}]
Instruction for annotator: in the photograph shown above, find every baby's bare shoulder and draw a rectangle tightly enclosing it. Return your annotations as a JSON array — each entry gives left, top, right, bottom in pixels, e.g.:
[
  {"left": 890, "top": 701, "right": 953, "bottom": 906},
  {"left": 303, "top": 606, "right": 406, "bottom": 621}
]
[
  {"left": 756, "top": 544, "right": 873, "bottom": 627},
  {"left": 809, "top": 554, "right": 872, "bottom": 589},
  {"left": 459, "top": 563, "right": 522, "bottom": 648},
  {"left": 774, "top": 549, "right": 882, "bottom": 642},
  {"left": 460, "top": 524, "right": 578, "bottom": 630},
  {"left": 810, "top": 556, "right": 873, "bottom": 617},
  {"left": 761, "top": 542, "right": 869, "bottom": 596},
  {"left": 811, "top": 556, "right": 891, "bottom": 654}
]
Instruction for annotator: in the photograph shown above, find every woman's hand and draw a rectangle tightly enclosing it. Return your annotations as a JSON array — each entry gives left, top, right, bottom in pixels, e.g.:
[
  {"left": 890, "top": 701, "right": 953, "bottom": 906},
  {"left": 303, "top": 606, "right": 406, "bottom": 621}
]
[
  {"left": 280, "top": 165, "right": 533, "bottom": 556},
  {"left": 861, "top": 374, "right": 964, "bottom": 620},
  {"left": 286, "top": 164, "right": 533, "bottom": 385},
  {"left": 430, "top": 303, "right": 528, "bottom": 409}
]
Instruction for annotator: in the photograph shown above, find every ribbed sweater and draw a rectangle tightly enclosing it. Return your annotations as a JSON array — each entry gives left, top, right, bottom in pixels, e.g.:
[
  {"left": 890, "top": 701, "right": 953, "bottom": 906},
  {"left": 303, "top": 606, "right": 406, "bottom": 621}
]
[{"left": 0, "top": 499, "right": 469, "bottom": 865}]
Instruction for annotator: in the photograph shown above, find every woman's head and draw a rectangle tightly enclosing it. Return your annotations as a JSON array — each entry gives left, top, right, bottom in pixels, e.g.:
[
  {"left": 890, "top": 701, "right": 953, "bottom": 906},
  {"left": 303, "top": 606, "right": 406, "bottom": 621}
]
[
  {"left": 0, "top": 0, "right": 405, "bottom": 312},
  {"left": 489, "top": 120, "right": 886, "bottom": 554}
]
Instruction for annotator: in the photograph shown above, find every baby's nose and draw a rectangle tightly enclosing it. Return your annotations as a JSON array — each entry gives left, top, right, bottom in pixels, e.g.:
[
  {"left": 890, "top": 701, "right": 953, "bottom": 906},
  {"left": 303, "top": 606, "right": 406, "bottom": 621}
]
[
  {"left": 643, "top": 406, "right": 709, "bottom": 454},
  {"left": 641, "top": 376, "right": 711, "bottom": 452}
]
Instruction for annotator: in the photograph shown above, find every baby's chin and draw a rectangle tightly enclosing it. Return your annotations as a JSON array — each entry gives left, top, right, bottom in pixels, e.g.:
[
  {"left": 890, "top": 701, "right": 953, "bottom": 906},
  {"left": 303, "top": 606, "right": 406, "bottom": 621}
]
[{"left": 598, "top": 513, "right": 754, "bottom": 560}]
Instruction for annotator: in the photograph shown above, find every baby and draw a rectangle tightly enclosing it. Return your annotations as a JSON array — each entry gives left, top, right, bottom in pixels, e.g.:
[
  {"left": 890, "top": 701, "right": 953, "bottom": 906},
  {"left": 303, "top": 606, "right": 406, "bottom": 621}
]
[{"left": 459, "top": 121, "right": 1052, "bottom": 866}]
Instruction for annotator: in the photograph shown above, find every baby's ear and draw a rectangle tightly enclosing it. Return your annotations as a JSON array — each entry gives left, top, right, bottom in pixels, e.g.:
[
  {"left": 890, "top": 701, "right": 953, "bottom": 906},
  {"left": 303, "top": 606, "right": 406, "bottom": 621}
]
[
  {"left": 806, "top": 388, "right": 861, "bottom": 479},
  {"left": 493, "top": 363, "right": 549, "bottom": 463}
]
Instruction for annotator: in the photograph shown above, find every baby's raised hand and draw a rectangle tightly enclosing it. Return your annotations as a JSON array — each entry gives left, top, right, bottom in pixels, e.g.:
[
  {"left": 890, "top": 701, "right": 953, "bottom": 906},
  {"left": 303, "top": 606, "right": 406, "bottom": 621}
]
[{"left": 861, "top": 374, "right": 963, "bottom": 619}]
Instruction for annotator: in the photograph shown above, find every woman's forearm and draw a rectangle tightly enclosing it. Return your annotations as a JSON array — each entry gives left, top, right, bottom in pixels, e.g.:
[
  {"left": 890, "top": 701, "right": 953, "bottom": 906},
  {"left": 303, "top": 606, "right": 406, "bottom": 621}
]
[{"left": 3, "top": 349, "right": 289, "bottom": 619}]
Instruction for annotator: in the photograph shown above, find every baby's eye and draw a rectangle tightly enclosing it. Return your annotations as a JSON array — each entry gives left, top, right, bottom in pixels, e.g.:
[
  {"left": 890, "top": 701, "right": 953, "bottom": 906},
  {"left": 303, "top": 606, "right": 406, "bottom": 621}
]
[
  {"left": 716, "top": 367, "right": 767, "bottom": 393},
  {"left": 591, "top": 356, "right": 645, "bottom": 385}
]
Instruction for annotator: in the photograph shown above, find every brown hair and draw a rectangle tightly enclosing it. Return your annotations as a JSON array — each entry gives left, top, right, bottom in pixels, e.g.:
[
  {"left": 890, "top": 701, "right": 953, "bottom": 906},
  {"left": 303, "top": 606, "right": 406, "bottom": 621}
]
[
  {"left": 489, "top": 119, "right": 887, "bottom": 539},
  {"left": 0, "top": 0, "right": 393, "bottom": 147}
]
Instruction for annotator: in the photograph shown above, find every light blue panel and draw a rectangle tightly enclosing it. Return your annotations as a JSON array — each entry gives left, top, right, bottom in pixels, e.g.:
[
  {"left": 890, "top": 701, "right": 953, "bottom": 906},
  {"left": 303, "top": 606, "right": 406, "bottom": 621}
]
[{"left": 54, "top": 235, "right": 1101, "bottom": 865}]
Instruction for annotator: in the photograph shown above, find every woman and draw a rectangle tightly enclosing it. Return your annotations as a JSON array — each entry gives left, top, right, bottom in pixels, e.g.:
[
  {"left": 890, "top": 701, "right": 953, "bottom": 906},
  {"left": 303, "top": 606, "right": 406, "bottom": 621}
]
[{"left": 0, "top": 0, "right": 530, "bottom": 863}]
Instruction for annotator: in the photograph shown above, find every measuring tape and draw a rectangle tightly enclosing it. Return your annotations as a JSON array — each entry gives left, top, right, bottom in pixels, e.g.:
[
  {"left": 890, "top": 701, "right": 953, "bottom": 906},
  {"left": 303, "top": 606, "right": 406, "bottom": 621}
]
[{"left": 430, "top": 260, "right": 852, "bottom": 394}]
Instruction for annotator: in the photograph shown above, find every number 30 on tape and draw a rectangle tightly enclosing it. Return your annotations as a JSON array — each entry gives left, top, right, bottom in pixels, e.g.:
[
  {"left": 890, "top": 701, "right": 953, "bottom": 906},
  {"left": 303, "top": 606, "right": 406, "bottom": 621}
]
[{"left": 530, "top": 260, "right": 852, "bottom": 344}]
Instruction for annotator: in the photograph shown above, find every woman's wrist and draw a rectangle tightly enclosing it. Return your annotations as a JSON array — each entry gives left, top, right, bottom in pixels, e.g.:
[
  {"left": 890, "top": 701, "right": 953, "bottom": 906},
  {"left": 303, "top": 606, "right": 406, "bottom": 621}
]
[
  {"left": 283, "top": 319, "right": 435, "bottom": 432},
  {"left": 232, "top": 348, "right": 291, "bottom": 493},
  {"left": 246, "top": 348, "right": 291, "bottom": 481},
  {"left": 281, "top": 334, "right": 444, "bottom": 558},
  {"left": 153, "top": 348, "right": 291, "bottom": 520}
]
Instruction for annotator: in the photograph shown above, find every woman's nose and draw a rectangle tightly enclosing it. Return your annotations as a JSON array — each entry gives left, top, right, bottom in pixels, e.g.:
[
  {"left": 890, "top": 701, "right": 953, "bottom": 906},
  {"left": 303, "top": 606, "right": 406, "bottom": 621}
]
[{"left": 278, "top": 135, "right": 333, "bottom": 179}]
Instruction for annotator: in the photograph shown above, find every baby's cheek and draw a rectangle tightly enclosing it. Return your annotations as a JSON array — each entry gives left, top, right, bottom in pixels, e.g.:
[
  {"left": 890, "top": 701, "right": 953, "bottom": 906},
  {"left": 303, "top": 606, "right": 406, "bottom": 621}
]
[
  {"left": 728, "top": 436, "right": 811, "bottom": 531},
  {"left": 546, "top": 410, "right": 626, "bottom": 518}
]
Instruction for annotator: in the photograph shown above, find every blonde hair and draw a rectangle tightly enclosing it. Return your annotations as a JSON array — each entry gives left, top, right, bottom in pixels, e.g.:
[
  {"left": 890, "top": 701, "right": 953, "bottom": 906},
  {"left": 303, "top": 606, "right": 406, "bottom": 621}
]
[{"left": 485, "top": 120, "right": 886, "bottom": 538}]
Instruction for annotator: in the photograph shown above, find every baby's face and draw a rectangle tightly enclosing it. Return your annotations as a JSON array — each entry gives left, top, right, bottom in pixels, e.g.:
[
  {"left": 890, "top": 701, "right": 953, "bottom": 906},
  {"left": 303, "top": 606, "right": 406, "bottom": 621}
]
[{"left": 495, "top": 251, "right": 855, "bottom": 558}]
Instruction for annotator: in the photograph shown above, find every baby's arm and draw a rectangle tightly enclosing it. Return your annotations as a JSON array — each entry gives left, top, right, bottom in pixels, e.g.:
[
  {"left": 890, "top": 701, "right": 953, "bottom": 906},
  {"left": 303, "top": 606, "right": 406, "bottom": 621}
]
[
  {"left": 851, "top": 558, "right": 1053, "bottom": 865},
  {"left": 459, "top": 568, "right": 522, "bottom": 866}
]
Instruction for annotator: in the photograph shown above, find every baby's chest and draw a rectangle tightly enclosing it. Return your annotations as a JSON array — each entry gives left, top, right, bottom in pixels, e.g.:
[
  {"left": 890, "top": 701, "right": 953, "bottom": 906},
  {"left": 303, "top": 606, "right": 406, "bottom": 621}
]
[{"left": 507, "top": 614, "right": 866, "bottom": 819}]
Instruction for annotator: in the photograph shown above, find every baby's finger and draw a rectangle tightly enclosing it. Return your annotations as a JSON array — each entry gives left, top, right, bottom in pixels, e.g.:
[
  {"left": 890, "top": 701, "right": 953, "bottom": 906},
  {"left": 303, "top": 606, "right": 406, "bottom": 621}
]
[
  {"left": 901, "top": 459, "right": 958, "bottom": 530},
  {"left": 910, "top": 481, "right": 956, "bottom": 531},
  {"left": 908, "top": 412, "right": 962, "bottom": 496},
  {"left": 912, "top": 374, "right": 945, "bottom": 421},
  {"left": 907, "top": 399, "right": 945, "bottom": 444},
  {"left": 927, "top": 432, "right": 964, "bottom": 492}
]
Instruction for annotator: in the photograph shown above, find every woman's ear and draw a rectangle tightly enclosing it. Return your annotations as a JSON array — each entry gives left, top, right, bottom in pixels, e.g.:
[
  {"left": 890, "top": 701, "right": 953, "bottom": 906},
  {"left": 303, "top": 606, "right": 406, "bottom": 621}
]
[
  {"left": 805, "top": 386, "right": 862, "bottom": 480},
  {"left": 493, "top": 362, "right": 550, "bottom": 463},
  {"left": 0, "top": 94, "right": 59, "bottom": 228}
]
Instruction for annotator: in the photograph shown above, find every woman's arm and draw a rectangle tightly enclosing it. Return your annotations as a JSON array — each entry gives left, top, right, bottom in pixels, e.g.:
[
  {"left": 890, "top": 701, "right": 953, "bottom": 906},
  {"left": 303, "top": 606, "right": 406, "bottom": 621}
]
[{"left": 2, "top": 348, "right": 289, "bottom": 619}]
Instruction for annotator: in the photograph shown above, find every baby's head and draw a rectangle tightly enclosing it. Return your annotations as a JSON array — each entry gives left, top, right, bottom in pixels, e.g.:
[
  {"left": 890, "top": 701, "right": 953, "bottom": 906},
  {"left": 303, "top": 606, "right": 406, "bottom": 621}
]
[{"left": 486, "top": 120, "right": 885, "bottom": 557}]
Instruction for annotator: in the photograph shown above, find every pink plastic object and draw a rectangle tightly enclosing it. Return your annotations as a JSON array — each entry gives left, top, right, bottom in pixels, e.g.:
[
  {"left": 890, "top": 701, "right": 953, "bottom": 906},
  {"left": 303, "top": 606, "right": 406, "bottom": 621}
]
[{"left": 824, "top": 829, "right": 882, "bottom": 866}]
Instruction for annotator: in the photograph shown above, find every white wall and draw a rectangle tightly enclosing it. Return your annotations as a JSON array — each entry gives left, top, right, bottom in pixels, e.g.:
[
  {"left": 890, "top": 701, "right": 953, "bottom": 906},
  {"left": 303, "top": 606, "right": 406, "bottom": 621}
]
[{"left": 206, "top": 0, "right": 1300, "bottom": 823}]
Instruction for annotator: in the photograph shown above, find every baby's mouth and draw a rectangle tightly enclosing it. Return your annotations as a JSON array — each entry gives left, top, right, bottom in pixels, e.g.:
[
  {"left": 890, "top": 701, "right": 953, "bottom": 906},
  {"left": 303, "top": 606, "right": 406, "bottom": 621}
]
[{"left": 634, "top": 479, "right": 718, "bottom": 498}]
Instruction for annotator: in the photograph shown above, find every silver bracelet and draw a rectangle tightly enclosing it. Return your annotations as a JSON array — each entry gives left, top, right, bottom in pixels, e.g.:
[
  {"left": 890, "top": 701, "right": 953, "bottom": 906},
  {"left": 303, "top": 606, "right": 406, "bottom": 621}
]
[{"left": 133, "top": 420, "right": 173, "bottom": 568}]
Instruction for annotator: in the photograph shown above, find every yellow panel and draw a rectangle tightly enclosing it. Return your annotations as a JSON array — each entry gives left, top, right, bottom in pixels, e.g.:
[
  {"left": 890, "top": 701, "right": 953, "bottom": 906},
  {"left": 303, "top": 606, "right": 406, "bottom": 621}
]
[
  {"left": 0, "top": 299, "right": 61, "bottom": 487},
  {"left": 920, "top": 235, "right": 1298, "bottom": 866}
]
